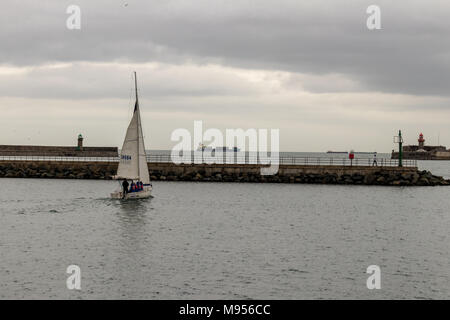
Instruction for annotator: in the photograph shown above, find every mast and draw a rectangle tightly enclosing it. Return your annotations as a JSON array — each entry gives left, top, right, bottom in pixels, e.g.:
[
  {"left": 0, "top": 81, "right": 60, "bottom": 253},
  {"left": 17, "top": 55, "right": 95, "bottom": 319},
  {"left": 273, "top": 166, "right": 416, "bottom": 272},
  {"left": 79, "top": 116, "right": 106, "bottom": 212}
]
[
  {"left": 134, "top": 71, "right": 139, "bottom": 103},
  {"left": 135, "top": 71, "right": 140, "bottom": 180}
]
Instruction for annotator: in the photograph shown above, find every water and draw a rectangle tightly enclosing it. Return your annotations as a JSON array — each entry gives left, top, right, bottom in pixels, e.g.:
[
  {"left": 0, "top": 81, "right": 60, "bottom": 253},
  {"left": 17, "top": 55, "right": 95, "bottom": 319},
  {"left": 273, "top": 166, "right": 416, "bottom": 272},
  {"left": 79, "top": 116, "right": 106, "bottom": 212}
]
[{"left": 1, "top": 162, "right": 450, "bottom": 299}]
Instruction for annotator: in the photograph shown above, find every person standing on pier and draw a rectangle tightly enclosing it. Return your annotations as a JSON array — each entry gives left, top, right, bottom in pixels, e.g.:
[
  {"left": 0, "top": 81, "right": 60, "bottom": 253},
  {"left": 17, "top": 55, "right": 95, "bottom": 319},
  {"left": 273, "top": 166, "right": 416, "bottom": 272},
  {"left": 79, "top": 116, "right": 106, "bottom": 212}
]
[{"left": 372, "top": 153, "right": 378, "bottom": 166}]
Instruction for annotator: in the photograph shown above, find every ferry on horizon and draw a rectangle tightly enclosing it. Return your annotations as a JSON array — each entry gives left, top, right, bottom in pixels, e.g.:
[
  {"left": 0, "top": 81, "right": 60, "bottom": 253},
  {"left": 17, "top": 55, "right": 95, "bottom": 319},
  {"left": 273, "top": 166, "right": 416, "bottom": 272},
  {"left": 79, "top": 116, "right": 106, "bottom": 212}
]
[
  {"left": 197, "top": 143, "right": 241, "bottom": 153},
  {"left": 326, "top": 151, "right": 377, "bottom": 154}
]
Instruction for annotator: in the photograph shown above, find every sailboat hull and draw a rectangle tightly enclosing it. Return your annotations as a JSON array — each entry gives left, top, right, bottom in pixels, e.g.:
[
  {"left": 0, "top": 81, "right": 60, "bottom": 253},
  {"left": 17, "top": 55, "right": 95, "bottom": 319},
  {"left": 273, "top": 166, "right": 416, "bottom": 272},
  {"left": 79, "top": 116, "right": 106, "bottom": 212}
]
[{"left": 110, "top": 187, "right": 152, "bottom": 200}]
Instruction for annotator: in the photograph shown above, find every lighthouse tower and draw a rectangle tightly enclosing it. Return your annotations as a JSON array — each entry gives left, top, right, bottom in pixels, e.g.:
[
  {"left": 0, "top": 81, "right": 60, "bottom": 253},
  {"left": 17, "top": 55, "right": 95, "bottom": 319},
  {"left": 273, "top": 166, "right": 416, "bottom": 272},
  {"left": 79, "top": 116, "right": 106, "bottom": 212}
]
[
  {"left": 77, "top": 134, "right": 84, "bottom": 151},
  {"left": 418, "top": 133, "right": 425, "bottom": 149}
]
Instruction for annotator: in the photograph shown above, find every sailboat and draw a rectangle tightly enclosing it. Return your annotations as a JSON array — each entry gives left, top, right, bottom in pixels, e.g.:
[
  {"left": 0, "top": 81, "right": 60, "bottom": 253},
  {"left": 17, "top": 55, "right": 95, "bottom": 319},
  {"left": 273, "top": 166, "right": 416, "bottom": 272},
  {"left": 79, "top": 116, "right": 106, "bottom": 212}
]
[{"left": 111, "top": 72, "right": 152, "bottom": 199}]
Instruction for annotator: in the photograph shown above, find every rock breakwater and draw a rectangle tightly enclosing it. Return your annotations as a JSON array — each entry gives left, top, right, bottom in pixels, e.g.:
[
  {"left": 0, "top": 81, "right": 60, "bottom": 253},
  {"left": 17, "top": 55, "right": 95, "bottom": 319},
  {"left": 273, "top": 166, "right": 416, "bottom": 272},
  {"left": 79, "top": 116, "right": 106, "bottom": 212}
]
[{"left": 0, "top": 161, "right": 448, "bottom": 186}]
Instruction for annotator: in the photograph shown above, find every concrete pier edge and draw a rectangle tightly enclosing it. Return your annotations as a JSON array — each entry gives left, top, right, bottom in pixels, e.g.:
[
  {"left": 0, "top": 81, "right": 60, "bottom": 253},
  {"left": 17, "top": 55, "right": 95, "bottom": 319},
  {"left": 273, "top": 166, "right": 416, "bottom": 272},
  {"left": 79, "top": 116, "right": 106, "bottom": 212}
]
[{"left": 0, "top": 160, "right": 448, "bottom": 186}]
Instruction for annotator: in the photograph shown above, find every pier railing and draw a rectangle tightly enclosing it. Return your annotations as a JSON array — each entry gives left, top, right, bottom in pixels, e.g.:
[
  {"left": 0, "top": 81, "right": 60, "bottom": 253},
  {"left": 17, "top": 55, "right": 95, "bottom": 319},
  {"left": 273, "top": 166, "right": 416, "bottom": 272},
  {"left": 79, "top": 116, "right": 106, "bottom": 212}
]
[
  {"left": 0, "top": 154, "right": 418, "bottom": 168},
  {"left": 146, "top": 154, "right": 417, "bottom": 167}
]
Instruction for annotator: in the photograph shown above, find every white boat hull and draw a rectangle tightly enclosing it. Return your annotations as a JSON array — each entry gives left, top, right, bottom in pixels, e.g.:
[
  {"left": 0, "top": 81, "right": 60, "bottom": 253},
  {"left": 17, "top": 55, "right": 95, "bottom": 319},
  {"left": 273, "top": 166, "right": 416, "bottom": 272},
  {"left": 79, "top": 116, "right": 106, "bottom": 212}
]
[{"left": 110, "top": 186, "right": 152, "bottom": 199}]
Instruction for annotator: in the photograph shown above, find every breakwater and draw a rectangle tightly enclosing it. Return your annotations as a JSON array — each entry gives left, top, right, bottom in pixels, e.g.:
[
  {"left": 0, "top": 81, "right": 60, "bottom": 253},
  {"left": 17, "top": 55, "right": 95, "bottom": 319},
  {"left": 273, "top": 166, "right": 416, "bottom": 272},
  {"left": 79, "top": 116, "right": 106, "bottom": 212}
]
[
  {"left": 0, "top": 145, "right": 118, "bottom": 157},
  {"left": 0, "top": 160, "right": 448, "bottom": 186},
  {"left": 392, "top": 151, "right": 450, "bottom": 160}
]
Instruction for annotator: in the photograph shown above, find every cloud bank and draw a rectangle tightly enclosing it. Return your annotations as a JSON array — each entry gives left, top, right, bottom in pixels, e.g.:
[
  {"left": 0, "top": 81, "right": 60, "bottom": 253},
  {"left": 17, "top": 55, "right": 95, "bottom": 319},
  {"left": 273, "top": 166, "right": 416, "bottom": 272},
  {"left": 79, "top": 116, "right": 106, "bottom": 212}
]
[{"left": 0, "top": 0, "right": 449, "bottom": 151}]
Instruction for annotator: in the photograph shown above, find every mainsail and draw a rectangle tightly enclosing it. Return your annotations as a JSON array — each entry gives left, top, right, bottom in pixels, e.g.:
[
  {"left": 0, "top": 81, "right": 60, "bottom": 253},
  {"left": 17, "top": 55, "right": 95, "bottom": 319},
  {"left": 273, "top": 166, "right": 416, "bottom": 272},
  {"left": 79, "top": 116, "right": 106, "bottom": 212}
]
[{"left": 115, "top": 72, "right": 150, "bottom": 184}]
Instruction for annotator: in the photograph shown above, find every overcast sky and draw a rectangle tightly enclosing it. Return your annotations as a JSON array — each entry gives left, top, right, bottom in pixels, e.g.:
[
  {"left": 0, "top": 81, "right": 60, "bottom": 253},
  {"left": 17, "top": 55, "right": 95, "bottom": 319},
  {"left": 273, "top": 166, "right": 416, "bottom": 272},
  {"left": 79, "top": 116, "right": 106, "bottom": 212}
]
[{"left": 1, "top": 0, "right": 450, "bottom": 152}]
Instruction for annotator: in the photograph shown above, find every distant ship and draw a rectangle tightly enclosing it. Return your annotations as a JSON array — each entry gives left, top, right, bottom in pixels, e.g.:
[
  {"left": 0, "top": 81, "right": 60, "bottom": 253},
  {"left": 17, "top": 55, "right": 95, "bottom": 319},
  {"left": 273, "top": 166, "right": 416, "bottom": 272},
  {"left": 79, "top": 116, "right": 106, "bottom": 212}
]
[
  {"left": 197, "top": 143, "right": 213, "bottom": 152},
  {"left": 214, "top": 146, "right": 241, "bottom": 152},
  {"left": 197, "top": 143, "right": 240, "bottom": 152},
  {"left": 326, "top": 151, "right": 377, "bottom": 154}
]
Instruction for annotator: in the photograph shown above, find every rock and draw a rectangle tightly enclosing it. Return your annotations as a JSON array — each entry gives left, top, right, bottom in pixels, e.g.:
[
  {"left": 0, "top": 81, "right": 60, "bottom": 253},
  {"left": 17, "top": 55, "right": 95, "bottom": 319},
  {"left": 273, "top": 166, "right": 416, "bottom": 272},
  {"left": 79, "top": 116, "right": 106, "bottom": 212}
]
[
  {"left": 417, "top": 178, "right": 430, "bottom": 186},
  {"left": 376, "top": 176, "right": 385, "bottom": 184},
  {"left": 401, "top": 172, "right": 412, "bottom": 180},
  {"left": 364, "top": 174, "right": 377, "bottom": 184},
  {"left": 344, "top": 177, "right": 353, "bottom": 184}
]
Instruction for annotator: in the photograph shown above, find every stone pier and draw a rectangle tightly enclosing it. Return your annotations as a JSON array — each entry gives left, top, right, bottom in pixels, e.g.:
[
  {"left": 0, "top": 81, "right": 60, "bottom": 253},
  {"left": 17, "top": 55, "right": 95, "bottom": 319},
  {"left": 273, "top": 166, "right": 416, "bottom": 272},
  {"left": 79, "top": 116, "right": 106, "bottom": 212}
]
[{"left": 0, "top": 160, "right": 448, "bottom": 186}]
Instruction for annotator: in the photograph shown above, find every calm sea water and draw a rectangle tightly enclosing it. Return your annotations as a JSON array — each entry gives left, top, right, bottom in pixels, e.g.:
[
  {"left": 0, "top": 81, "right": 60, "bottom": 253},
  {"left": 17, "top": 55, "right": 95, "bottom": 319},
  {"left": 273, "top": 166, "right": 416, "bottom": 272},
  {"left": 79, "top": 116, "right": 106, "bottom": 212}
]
[{"left": 0, "top": 158, "right": 449, "bottom": 299}]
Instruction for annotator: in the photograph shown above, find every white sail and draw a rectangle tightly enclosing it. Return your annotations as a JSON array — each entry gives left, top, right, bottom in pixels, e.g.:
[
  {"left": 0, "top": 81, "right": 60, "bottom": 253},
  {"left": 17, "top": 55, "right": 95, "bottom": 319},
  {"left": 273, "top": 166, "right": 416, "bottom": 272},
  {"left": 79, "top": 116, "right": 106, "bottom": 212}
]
[{"left": 116, "top": 106, "right": 140, "bottom": 180}]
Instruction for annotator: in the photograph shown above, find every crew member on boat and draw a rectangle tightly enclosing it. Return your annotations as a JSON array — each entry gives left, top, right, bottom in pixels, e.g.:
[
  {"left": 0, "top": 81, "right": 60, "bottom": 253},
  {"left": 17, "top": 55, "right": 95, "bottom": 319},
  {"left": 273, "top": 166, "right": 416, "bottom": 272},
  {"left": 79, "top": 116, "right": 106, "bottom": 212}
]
[
  {"left": 127, "top": 181, "right": 143, "bottom": 193},
  {"left": 122, "top": 179, "right": 129, "bottom": 197}
]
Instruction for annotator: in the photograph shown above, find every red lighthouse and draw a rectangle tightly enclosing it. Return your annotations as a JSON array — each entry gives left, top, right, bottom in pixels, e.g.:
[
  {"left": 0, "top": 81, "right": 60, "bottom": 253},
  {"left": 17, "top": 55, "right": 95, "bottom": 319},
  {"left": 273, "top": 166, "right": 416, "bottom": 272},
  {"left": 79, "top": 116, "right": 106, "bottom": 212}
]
[{"left": 418, "top": 133, "right": 425, "bottom": 149}]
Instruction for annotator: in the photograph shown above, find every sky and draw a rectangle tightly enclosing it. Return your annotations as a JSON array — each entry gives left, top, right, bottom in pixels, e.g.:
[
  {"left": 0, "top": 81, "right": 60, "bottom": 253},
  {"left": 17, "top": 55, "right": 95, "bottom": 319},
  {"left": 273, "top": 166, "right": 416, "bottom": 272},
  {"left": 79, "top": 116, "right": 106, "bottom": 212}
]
[{"left": 1, "top": 0, "right": 450, "bottom": 152}]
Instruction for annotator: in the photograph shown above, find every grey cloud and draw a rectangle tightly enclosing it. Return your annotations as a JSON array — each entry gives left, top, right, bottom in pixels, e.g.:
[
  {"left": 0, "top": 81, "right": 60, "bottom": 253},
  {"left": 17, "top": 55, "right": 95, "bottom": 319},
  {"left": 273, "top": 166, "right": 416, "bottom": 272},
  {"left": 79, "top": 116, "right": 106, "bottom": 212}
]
[
  {"left": 1, "top": 0, "right": 450, "bottom": 96},
  {"left": 0, "top": 63, "right": 262, "bottom": 99}
]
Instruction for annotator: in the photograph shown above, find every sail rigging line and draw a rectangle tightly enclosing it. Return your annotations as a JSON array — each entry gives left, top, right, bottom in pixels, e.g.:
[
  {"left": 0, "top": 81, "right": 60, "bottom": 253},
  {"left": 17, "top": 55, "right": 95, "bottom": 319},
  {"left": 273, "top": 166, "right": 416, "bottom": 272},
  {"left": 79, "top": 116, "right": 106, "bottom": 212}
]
[
  {"left": 134, "top": 71, "right": 140, "bottom": 180},
  {"left": 126, "top": 72, "right": 134, "bottom": 124}
]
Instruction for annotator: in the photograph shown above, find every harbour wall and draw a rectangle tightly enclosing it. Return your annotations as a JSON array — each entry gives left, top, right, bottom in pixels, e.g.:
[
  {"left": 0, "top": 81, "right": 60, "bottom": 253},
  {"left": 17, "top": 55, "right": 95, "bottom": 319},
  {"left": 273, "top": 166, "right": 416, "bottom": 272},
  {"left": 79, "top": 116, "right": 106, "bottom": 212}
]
[
  {"left": 0, "top": 145, "right": 118, "bottom": 157},
  {"left": 392, "top": 151, "right": 450, "bottom": 160},
  {"left": 0, "top": 160, "right": 448, "bottom": 186}
]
